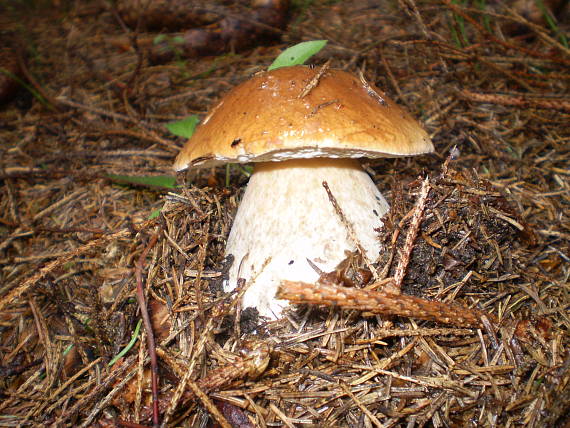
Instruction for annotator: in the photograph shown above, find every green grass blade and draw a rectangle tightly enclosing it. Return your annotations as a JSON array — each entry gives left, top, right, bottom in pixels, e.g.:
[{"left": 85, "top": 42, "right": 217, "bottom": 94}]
[
  {"left": 535, "top": 0, "right": 568, "bottom": 48},
  {"left": 108, "top": 319, "right": 143, "bottom": 367},
  {"left": 0, "top": 67, "right": 51, "bottom": 108}
]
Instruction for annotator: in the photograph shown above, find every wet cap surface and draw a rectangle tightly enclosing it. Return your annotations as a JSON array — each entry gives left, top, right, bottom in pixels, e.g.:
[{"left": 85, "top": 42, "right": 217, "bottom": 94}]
[{"left": 174, "top": 65, "right": 434, "bottom": 170}]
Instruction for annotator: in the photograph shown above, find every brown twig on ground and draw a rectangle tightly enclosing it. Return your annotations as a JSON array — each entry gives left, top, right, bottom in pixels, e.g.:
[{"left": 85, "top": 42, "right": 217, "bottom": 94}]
[
  {"left": 187, "top": 380, "right": 232, "bottom": 428},
  {"left": 339, "top": 381, "right": 384, "bottom": 427},
  {"left": 116, "top": 420, "right": 151, "bottom": 428},
  {"left": 459, "top": 89, "right": 570, "bottom": 113},
  {"left": 134, "top": 232, "right": 160, "bottom": 427},
  {"left": 393, "top": 177, "right": 430, "bottom": 290},
  {"left": 277, "top": 279, "right": 496, "bottom": 328}
]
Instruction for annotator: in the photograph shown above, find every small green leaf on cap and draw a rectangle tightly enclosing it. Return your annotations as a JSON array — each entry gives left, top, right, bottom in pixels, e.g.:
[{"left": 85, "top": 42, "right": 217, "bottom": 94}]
[{"left": 268, "top": 40, "right": 328, "bottom": 71}]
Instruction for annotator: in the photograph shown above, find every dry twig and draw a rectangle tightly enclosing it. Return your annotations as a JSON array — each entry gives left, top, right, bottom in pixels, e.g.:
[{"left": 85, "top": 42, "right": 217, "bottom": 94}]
[
  {"left": 322, "top": 181, "right": 380, "bottom": 281},
  {"left": 393, "top": 177, "right": 430, "bottom": 289},
  {"left": 277, "top": 279, "right": 494, "bottom": 328},
  {"left": 134, "top": 232, "right": 160, "bottom": 427},
  {"left": 459, "top": 89, "right": 570, "bottom": 113},
  {"left": 298, "top": 59, "right": 331, "bottom": 98}
]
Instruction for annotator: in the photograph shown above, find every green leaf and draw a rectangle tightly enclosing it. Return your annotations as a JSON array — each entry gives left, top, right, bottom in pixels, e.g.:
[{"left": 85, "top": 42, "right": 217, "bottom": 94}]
[
  {"left": 268, "top": 40, "right": 328, "bottom": 71},
  {"left": 165, "top": 115, "right": 200, "bottom": 138},
  {"left": 153, "top": 34, "right": 167, "bottom": 45},
  {"left": 106, "top": 174, "right": 177, "bottom": 189},
  {"left": 148, "top": 207, "right": 162, "bottom": 219}
]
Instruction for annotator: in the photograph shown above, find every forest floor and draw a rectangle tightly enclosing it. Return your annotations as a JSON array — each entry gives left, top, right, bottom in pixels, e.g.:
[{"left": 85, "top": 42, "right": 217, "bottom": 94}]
[{"left": 0, "top": 0, "right": 568, "bottom": 426}]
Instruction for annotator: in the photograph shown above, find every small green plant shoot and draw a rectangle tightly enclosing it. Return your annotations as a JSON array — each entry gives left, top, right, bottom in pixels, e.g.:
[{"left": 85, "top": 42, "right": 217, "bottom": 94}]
[{"left": 165, "top": 115, "right": 200, "bottom": 138}]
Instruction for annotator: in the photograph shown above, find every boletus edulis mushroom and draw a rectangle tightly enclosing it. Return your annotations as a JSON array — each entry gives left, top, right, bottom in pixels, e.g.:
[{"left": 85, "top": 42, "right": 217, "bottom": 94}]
[{"left": 174, "top": 65, "right": 434, "bottom": 318}]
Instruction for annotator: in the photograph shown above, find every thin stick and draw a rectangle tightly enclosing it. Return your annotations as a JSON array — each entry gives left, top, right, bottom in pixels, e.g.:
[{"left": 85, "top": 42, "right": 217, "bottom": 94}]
[
  {"left": 339, "top": 381, "right": 385, "bottom": 427},
  {"left": 187, "top": 380, "right": 232, "bottom": 428},
  {"left": 393, "top": 177, "right": 430, "bottom": 289},
  {"left": 459, "top": 89, "right": 570, "bottom": 113},
  {"left": 322, "top": 181, "right": 380, "bottom": 281},
  {"left": 298, "top": 59, "right": 331, "bottom": 98},
  {"left": 135, "top": 233, "right": 160, "bottom": 427}
]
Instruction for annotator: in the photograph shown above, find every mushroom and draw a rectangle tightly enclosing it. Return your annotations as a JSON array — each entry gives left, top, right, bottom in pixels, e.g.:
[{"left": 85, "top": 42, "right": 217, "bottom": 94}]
[{"left": 174, "top": 65, "right": 433, "bottom": 318}]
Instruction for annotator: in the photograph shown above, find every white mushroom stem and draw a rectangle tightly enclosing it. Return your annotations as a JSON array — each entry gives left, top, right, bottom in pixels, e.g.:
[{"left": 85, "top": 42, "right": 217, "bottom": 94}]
[{"left": 224, "top": 158, "right": 390, "bottom": 318}]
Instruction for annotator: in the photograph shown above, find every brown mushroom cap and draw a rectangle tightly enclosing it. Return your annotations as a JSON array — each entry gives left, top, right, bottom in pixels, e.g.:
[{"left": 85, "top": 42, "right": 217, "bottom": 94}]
[{"left": 174, "top": 65, "right": 433, "bottom": 171}]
